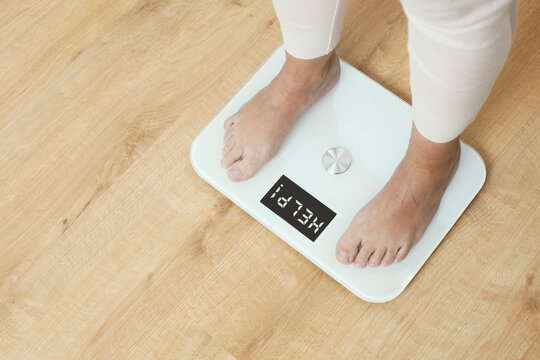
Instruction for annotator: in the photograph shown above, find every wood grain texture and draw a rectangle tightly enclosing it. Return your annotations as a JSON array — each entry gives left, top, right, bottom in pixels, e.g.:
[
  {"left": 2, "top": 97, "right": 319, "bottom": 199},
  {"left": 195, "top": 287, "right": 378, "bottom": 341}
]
[{"left": 0, "top": 0, "right": 538, "bottom": 359}]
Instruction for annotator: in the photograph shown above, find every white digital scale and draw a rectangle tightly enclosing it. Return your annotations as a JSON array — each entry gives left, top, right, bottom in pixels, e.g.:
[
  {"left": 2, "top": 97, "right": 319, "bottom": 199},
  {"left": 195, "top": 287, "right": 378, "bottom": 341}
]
[{"left": 190, "top": 45, "right": 486, "bottom": 302}]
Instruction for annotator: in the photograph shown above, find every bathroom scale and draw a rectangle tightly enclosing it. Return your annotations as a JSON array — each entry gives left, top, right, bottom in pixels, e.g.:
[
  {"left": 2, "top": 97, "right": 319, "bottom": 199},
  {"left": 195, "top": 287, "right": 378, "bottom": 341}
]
[{"left": 190, "top": 45, "right": 486, "bottom": 303}]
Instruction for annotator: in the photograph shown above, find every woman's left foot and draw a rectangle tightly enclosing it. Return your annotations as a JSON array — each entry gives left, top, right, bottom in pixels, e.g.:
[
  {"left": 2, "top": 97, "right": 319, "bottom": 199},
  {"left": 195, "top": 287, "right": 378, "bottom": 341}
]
[{"left": 335, "top": 125, "right": 461, "bottom": 267}]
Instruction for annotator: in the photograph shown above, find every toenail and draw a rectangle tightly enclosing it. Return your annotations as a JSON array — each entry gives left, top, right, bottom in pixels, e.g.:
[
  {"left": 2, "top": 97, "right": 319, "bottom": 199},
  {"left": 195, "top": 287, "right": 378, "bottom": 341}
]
[
  {"left": 229, "top": 169, "right": 242, "bottom": 181},
  {"left": 338, "top": 250, "right": 350, "bottom": 263},
  {"left": 354, "top": 262, "right": 362, "bottom": 268}
]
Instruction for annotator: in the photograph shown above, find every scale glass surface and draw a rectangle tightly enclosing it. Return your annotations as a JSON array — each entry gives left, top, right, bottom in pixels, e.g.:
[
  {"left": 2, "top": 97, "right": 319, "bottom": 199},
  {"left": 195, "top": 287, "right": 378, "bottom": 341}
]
[{"left": 190, "top": 45, "right": 486, "bottom": 303}]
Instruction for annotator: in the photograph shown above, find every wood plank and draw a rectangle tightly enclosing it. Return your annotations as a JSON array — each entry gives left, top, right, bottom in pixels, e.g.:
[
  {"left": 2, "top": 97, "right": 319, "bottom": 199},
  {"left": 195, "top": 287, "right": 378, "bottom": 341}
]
[
  {"left": 0, "top": 0, "right": 538, "bottom": 358},
  {"left": 181, "top": 0, "right": 540, "bottom": 358},
  {"left": 0, "top": 0, "right": 277, "bottom": 280},
  {"left": 183, "top": 105, "right": 539, "bottom": 360},
  {"left": 0, "top": 0, "right": 140, "bottom": 128}
]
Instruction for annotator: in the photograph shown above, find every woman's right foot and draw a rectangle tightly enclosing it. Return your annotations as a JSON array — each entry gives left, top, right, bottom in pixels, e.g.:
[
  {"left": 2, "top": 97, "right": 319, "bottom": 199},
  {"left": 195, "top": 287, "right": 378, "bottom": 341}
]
[{"left": 221, "top": 50, "right": 341, "bottom": 182}]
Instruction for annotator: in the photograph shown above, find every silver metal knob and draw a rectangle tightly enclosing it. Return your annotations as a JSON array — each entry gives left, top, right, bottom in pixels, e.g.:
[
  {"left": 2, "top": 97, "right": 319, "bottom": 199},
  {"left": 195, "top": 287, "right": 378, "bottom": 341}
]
[{"left": 322, "top": 147, "right": 351, "bottom": 175}]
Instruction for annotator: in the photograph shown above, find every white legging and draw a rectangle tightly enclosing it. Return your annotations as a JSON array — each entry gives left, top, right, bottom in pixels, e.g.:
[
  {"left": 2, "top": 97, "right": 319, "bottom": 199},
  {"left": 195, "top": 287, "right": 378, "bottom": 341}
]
[{"left": 272, "top": 0, "right": 518, "bottom": 143}]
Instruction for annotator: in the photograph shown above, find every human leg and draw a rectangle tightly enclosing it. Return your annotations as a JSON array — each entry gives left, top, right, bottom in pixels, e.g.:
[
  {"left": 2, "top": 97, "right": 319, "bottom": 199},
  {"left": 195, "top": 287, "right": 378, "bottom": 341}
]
[
  {"left": 336, "top": 0, "right": 517, "bottom": 267},
  {"left": 221, "top": 0, "right": 348, "bottom": 181}
]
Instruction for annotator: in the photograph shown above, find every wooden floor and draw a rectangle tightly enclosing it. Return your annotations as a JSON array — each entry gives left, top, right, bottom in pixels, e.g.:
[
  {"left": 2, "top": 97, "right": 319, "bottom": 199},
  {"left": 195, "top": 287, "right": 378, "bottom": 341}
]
[{"left": 1, "top": 1, "right": 538, "bottom": 358}]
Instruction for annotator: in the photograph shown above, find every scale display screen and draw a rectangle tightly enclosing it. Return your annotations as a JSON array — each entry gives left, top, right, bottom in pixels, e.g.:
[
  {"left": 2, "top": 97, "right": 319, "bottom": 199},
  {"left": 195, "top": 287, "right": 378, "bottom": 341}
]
[{"left": 260, "top": 175, "right": 336, "bottom": 241}]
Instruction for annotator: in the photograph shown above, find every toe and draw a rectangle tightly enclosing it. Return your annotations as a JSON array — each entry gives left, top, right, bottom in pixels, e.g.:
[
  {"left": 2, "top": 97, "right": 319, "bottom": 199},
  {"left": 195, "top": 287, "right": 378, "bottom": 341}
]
[
  {"left": 223, "top": 126, "right": 235, "bottom": 141},
  {"left": 353, "top": 244, "right": 375, "bottom": 268},
  {"left": 368, "top": 248, "right": 386, "bottom": 267},
  {"left": 381, "top": 247, "right": 398, "bottom": 266},
  {"left": 221, "top": 144, "right": 243, "bottom": 169},
  {"left": 394, "top": 246, "right": 410, "bottom": 263},
  {"left": 227, "top": 154, "right": 261, "bottom": 182},
  {"left": 224, "top": 116, "right": 235, "bottom": 130},
  {"left": 335, "top": 231, "right": 362, "bottom": 264},
  {"left": 222, "top": 134, "right": 235, "bottom": 156}
]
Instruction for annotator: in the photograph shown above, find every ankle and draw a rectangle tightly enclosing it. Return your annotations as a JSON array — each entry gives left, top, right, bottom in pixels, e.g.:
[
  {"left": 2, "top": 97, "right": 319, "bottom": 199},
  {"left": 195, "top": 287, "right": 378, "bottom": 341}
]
[
  {"left": 284, "top": 50, "right": 337, "bottom": 73},
  {"left": 405, "top": 125, "right": 460, "bottom": 175},
  {"left": 278, "top": 50, "right": 339, "bottom": 90}
]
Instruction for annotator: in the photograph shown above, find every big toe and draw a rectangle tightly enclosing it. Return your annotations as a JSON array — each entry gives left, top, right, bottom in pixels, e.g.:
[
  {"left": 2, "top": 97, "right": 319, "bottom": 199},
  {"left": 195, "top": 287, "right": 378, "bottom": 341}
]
[
  {"left": 227, "top": 154, "right": 262, "bottom": 182},
  {"left": 335, "top": 230, "right": 362, "bottom": 264}
]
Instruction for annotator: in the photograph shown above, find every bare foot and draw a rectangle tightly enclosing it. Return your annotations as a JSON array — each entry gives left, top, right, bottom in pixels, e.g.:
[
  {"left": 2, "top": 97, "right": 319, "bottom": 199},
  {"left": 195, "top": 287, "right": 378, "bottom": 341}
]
[
  {"left": 221, "top": 50, "right": 340, "bottom": 181},
  {"left": 335, "top": 124, "right": 461, "bottom": 267}
]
